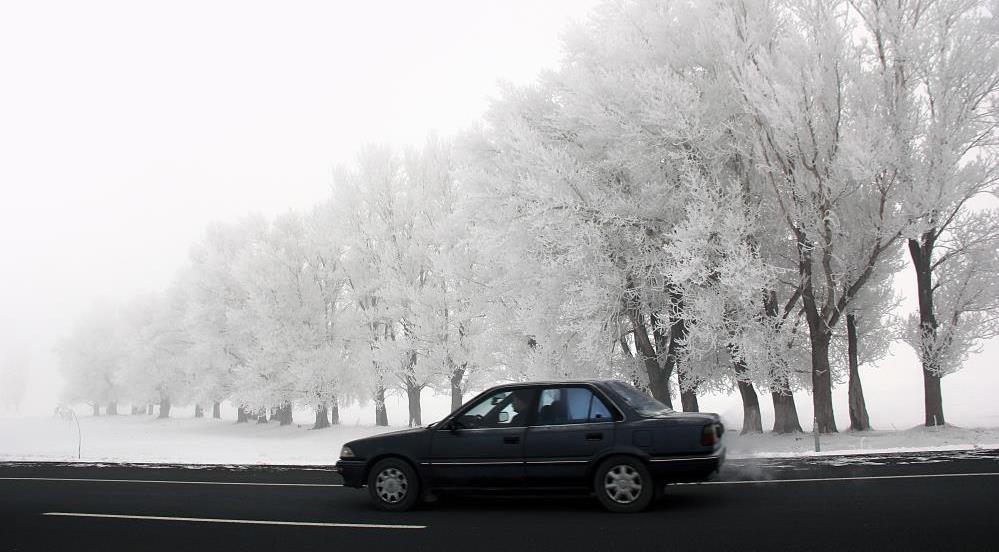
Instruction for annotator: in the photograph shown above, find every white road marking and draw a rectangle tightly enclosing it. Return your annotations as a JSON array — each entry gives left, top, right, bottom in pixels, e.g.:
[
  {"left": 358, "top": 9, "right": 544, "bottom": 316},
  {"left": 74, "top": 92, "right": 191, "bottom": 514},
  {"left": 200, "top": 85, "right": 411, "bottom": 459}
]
[
  {"left": 0, "top": 477, "right": 342, "bottom": 487},
  {"left": 678, "top": 472, "right": 999, "bottom": 485},
  {"left": 42, "top": 512, "right": 425, "bottom": 530}
]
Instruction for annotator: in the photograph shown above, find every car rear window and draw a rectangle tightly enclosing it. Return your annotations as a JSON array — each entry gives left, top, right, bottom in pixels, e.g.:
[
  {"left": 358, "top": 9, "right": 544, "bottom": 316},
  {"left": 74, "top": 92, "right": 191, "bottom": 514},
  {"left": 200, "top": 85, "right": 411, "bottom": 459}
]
[{"left": 605, "top": 381, "right": 673, "bottom": 417}]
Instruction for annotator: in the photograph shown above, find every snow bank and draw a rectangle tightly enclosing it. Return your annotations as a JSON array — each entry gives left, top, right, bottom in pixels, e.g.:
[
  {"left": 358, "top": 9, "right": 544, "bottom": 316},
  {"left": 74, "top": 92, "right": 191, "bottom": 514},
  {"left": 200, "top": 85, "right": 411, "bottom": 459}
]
[{"left": 1, "top": 414, "right": 997, "bottom": 465}]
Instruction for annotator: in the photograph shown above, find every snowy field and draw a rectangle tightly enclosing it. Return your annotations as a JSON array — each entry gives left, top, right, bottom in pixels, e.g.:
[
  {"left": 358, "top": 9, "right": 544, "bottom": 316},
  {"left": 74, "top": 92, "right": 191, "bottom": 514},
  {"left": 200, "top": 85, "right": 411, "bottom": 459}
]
[{"left": 3, "top": 411, "right": 998, "bottom": 465}]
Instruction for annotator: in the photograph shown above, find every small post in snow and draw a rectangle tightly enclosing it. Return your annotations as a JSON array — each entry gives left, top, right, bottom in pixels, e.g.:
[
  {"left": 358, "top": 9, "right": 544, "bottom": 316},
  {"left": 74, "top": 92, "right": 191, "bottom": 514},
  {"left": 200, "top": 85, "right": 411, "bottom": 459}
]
[{"left": 813, "top": 417, "right": 820, "bottom": 453}]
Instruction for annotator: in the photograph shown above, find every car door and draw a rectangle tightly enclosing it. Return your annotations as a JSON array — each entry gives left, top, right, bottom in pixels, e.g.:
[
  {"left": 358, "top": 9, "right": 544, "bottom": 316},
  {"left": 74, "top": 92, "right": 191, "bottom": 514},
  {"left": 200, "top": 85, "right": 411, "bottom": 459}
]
[
  {"left": 523, "top": 385, "right": 616, "bottom": 488},
  {"left": 429, "top": 387, "right": 536, "bottom": 489}
]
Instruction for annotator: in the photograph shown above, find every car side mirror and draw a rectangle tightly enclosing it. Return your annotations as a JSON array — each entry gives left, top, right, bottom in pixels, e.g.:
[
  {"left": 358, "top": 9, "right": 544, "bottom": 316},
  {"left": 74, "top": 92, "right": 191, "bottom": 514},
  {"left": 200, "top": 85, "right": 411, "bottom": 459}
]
[{"left": 498, "top": 411, "right": 509, "bottom": 423}]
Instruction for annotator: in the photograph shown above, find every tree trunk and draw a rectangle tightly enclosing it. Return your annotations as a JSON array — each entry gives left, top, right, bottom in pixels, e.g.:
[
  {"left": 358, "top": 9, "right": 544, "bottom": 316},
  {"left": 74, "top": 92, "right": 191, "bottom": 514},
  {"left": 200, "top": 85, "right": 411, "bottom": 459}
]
[
  {"left": 847, "top": 313, "right": 872, "bottom": 431},
  {"left": 194, "top": 404, "right": 204, "bottom": 418},
  {"left": 799, "top": 234, "right": 837, "bottom": 433},
  {"left": 807, "top": 329, "right": 836, "bottom": 433},
  {"left": 678, "top": 372, "right": 699, "bottom": 413},
  {"left": 406, "top": 382, "right": 423, "bottom": 427},
  {"left": 147, "top": 404, "right": 154, "bottom": 415},
  {"left": 374, "top": 386, "right": 388, "bottom": 426},
  {"left": 909, "top": 236, "right": 946, "bottom": 426},
  {"left": 313, "top": 403, "right": 330, "bottom": 429},
  {"left": 449, "top": 365, "right": 466, "bottom": 412},
  {"left": 771, "top": 389, "right": 803, "bottom": 433},
  {"left": 256, "top": 407, "right": 268, "bottom": 424},
  {"left": 733, "top": 359, "right": 762, "bottom": 434},
  {"left": 131, "top": 405, "right": 141, "bottom": 415},
  {"left": 236, "top": 406, "right": 249, "bottom": 424},
  {"left": 158, "top": 397, "right": 171, "bottom": 419},
  {"left": 91, "top": 403, "right": 100, "bottom": 416},
  {"left": 106, "top": 401, "right": 117, "bottom": 415},
  {"left": 213, "top": 401, "right": 221, "bottom": 419},
  {"left": 278, "top": 402, "right": 293, "bottom": 426},
  {"left": 625, "top": 309, "right": 672, "bottom": 408},
  {"left": 330, "top": 396, "right": 340, "bottom": 425}
]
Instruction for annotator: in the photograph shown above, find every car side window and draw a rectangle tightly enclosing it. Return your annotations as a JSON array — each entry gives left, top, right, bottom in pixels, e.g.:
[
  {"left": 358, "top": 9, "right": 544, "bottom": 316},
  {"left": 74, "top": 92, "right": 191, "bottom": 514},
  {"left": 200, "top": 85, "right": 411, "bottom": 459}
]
[
  {"left": 455, "top": 389, "right": 533, "bottom": 429},
  {"left": 536, "top": 387, "right": 613, "bottom": 425}
]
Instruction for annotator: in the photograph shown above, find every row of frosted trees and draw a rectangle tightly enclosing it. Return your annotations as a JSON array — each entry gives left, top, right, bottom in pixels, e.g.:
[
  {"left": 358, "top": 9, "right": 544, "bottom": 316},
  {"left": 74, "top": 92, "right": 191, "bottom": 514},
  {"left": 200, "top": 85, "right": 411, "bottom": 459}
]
[{"left": 58, "top": 0, "right": 999, "bottom": 433}]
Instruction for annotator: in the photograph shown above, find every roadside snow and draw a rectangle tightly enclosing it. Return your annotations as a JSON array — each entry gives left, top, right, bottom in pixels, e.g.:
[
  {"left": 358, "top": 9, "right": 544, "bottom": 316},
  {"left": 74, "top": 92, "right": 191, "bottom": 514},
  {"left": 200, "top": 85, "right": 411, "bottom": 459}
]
[
  {"left": 1, "top": 414, "right": 997, "bottom": 465},
  {"left": 724, "top": 424, "right": 999, "bottom": 459}
]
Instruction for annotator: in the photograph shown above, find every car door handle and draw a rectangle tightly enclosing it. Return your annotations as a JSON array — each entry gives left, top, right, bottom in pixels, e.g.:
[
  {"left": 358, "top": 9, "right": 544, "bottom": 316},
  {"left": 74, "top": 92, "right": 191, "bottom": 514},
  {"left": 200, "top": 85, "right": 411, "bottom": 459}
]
[
  {"left": 503, "top": 436, "right": 520, "bottom": 445},
  {"left": 586, "top": 433, "right": 603, "bottom": 441}
]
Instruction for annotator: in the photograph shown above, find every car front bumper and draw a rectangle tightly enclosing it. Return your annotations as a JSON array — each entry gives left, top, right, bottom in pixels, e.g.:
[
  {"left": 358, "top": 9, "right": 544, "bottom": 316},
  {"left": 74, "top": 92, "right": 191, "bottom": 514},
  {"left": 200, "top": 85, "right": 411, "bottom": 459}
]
[{"left": 334, "top": 460, "right": 366, "bottom": 487}]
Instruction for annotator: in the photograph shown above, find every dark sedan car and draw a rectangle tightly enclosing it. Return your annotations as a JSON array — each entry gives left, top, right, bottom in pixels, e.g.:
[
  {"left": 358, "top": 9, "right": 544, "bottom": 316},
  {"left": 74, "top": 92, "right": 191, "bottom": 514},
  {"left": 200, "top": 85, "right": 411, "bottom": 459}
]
[{"left": 334, "top": 380, "right": 724, "bottom": 512}]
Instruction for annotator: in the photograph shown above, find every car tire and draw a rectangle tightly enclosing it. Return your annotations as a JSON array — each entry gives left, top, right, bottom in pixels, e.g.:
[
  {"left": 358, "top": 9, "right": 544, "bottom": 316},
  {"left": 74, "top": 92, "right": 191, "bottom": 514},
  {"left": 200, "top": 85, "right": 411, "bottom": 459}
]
[
  {"left": 367, "top": 458, "right": 421, "bottom": 512},
  {"left": 594, "top": 455, "right": 655, "bottom": 513}
]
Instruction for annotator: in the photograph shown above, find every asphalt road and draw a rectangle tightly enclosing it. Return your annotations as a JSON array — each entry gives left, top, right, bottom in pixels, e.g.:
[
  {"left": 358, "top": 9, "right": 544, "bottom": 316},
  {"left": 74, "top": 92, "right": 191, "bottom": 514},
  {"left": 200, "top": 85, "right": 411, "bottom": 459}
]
[{"left": 1, "top": 449, "right": 997, "bottom": 552}]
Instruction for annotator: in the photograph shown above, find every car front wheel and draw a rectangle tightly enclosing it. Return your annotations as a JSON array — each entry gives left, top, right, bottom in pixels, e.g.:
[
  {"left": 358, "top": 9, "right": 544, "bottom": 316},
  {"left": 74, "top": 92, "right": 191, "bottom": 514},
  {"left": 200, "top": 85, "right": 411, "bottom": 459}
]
[
  {"left": 367, "top": 458, "right": 420, "bottom": 512},
  {"left": 594, "top": 456, "right": 655, "bottom": 513}
]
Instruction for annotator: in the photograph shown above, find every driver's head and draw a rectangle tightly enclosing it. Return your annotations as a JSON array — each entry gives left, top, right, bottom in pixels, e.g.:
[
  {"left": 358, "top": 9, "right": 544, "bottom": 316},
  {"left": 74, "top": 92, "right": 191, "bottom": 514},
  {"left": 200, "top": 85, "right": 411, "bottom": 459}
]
[{"left": 511, "top": 392, "right": 529, "bottom": 413}]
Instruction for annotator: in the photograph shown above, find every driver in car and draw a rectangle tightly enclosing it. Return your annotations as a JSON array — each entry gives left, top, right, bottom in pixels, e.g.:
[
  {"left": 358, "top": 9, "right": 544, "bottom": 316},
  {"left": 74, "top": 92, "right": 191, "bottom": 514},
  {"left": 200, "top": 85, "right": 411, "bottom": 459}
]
[{"left": 508, "top": 392, "right": 530, "bottom": 426}]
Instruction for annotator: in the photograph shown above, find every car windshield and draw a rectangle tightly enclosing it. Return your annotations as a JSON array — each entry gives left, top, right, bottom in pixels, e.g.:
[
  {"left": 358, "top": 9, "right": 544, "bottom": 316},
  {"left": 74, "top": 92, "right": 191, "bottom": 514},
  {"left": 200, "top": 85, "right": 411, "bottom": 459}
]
[{"left": 606, "top": 381, "right": 673, "bottom": 417}]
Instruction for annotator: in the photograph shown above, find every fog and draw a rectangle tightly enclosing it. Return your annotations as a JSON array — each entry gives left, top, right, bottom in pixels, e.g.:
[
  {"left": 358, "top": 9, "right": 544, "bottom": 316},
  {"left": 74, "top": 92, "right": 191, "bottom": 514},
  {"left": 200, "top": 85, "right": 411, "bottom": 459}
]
[
  {"left": 0, "top": 0, "right": 600, "bottom": 415},
  {"left": 0, "top": 0, "right": 996, "bottom": 432}
]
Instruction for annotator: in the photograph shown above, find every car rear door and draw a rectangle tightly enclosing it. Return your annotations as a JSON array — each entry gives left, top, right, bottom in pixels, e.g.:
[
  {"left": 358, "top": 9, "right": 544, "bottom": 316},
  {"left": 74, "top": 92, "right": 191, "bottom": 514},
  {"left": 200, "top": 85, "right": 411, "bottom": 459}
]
[{"left": 523, "top": 385, "right": 617, "bottom": 488}]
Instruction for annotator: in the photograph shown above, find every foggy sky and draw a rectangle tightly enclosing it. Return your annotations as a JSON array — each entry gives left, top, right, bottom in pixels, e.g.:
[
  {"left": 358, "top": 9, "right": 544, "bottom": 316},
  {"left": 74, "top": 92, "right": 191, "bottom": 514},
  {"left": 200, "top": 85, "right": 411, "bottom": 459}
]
[{"left": 0, "top": 0, "right": 995, "bottom": 428}]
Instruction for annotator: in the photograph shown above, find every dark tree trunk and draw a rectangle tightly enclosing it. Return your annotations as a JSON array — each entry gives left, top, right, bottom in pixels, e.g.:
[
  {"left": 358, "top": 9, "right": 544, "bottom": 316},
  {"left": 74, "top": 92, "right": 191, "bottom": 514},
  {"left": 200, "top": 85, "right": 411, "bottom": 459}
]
[
  {"left": 733, "top": 359, "right": 762, "bottom": 434},
  {"left": 771, "top": 389, "right": 803, "bottom": 433},
  {"left": 313, "top": 403, "right": 330, "bottom": 429},
  {"left": 106, "top": 401, "right": 117, "bottom": 415},
  {"left": 157, "top": 397, "right": 171, "bottom": 419},
  {"left": 806, "top": 329, "right": 836, "bottom": 433},
  {"left": 763, "top": 291, "right": 803, "bottom": 434},
  {"left": 194, "top": 404, "right": 204, "bottom": 418},
  {"left": 659, "top": 294, "right": 688, "bottom": 410},
  {"left": 909, "top": 236, "right": 946, "bottom": 426},
  {"left": 91, "top": 403, "right": 100, "bottom": 416},
  {"left": 236, "top": 406, "right": 249, "bottom": 423},
  {"left": 256, "top": 408, "right": 268, "bottom": 424},
  {"left": 847, "top": 313, "right": 872, "bottom": 431},
  {"left": 278, "top": 402, "right": 293, "bottom": 426},
  {"left": 147, "top": 404, "right": 154, "bottom": 415},
  {"left": 330, "top": 396, "right": 340, "bottom": 425},
  {"left": 799, "top": 233, "right": 837, "bottom": 433},
  {"left": 406, "top": 381, "right": 422, "bottom": 427},
  {"left": 131, "top": 405, "right": 141, "bottom": 415},
  {"left": 213, "top": 401, "right": 221, "bottom": 419},
  {"left": 626, "top": 310, "right": 672, "bottom": 408},
  {"left": 374, "top": 386, "right": 389, "bottom": 426},
  {"left": 678, "top": 370, "right": 699, "bottom": 412},
  {"left": 449, "top": 365, "right": 466, "bottom": 412}
]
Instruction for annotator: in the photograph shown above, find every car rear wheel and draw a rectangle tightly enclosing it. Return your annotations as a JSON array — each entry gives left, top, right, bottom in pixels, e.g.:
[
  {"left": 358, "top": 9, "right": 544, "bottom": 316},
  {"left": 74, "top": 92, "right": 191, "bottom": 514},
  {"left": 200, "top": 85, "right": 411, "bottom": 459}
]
[
  {"left": 367, "top": 458, "right": 420, "bottom": 512},
  {"left": 594, "top": 456, "right": 654, "bottom": 513}
]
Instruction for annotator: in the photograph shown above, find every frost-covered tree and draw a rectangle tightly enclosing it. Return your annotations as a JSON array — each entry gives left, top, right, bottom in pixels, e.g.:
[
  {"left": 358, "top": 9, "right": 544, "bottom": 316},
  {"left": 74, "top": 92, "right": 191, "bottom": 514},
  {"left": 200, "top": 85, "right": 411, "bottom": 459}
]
[
  {"left": 187, "top": 216, "right": 268, "bottom": 422},
  {"left": 56, "top": 301, "right": 126, "bottom": 416},
  {"left": 902, "top": 210, "right": 999, "bottom": 414},
  {"left": 728, "top": 0, "right": 911, "bottom": 432},
  {"left": 850, "top": 0, "right": 999, "bottom": 425}
]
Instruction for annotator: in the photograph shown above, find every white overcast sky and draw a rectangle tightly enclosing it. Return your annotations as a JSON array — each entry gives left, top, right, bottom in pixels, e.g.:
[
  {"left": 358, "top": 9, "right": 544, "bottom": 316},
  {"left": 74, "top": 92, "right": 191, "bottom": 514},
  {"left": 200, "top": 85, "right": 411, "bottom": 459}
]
[
  {"left": 0, "top": 0, "right": 995, "bottom": 428},
  {"left": 0, "top": 0, "right": 601, "bottom": 414}
]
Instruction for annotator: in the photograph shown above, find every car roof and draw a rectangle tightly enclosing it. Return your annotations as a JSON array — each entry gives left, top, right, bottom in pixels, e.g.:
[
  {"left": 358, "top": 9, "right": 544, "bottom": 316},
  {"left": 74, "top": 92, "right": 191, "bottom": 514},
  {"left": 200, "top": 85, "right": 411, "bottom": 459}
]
[{"left": 486, "top": 379, "right": 619, "bottom": 389}]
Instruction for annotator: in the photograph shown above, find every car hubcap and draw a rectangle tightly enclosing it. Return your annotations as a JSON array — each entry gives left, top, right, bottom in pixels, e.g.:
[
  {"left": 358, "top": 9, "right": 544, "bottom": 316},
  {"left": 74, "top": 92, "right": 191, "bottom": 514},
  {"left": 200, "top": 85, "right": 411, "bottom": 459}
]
[
  {"left": 375, "top": 467, "right": 408, "bottom": 504},
  {"left": 604, "top": 465, "right": 642, "bottom": 504}
]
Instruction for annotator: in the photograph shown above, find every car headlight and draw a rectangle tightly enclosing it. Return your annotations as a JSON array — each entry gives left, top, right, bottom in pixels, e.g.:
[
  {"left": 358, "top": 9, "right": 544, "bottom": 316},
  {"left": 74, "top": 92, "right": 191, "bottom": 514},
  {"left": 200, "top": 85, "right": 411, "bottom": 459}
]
[{"left": 340, "top": 446, "right": 355, "bottom": 459}]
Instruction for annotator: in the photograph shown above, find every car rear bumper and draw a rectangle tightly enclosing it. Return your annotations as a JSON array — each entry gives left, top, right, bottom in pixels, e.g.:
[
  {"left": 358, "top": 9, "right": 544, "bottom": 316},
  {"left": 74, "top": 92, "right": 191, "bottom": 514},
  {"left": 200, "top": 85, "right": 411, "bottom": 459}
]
[
  {"left": 648, "top": 447, "right": 725, "bottom": 482},
  {"left": 334, "top": 460, "right": 366, "bottom": 487}
]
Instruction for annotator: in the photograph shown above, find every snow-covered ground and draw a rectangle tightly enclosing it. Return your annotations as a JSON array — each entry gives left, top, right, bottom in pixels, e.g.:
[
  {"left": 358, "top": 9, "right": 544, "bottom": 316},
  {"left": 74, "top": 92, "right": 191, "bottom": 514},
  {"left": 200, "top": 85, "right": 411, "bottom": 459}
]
[{"left": 2, "top": 412, "right": 998, "bottom": 465}]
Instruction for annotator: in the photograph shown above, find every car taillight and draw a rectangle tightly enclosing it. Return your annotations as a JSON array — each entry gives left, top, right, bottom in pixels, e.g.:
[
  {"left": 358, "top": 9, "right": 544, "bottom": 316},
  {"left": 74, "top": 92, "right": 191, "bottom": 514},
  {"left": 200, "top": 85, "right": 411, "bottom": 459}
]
[{"left": 701, "top": 424, "right": 717, "bottom": 447}]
